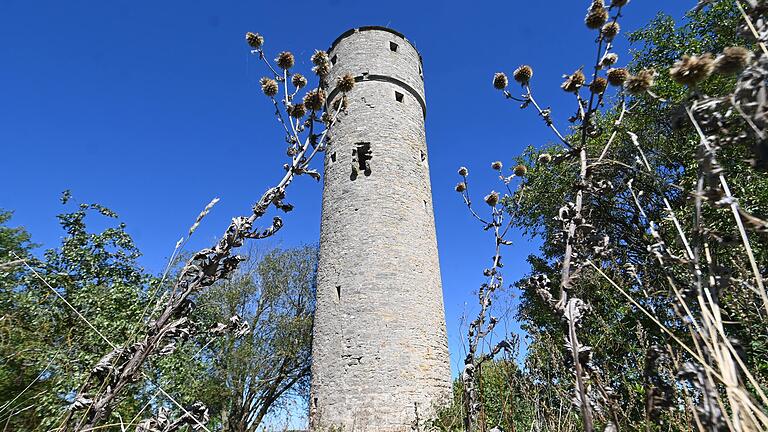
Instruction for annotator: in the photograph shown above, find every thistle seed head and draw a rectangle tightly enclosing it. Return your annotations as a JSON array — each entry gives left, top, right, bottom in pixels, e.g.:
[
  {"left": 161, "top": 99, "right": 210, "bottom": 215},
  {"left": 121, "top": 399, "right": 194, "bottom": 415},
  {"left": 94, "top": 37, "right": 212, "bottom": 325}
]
[
  {"left": 600, "top": 53, "right": 619, "bottom": 68},
  {"left": 455, "top": 182, "right": 467, "bottom": 193},
  {"left": 313, "top": 63, "right": 330, "bottom": 77},
  {"left": 625, "top": 69, "right": 656, "bottom": 94},
  {"left": 602, "top": 22, "right": 620, "bottom": 40},
  {"left": 288, "top": 103, "right": 306, "bottom": 118},
  {"left": 245, "top": 32, "right": 264, "bottom": 49},
  {"left": 491, "top": 161, "right": 503, "bottom": 170},
  {"left": 292, "top": 73, "right": 307, "bottom": 89},
  {"left": 606, "top": 68, "right": 629, "bottom": 86},
  {"left": 336, "top": 74, "right": 355, "bottom": 92},
  {"left": 276, "top": 51, "right": 295, "bottom": 70},
  {"left": 493, "top": 72, "right": 509, "bottom": 90},
  {"left": 669, "top": 54, "right": 714, "bottom": 86},
  {"left": 513, "top": 164, "right": 528, "bottom": 177},
  {"left": 484, "top": 191, "right": 500, "bottom": 206},
  {"left": 303, "top": 88, "right": 326, "bottom": 111},
  {"left": 513, "top": 65, "right": 534, "bottom": 85},
  {"left": 561, "top": 68, "right": 586, "bottom": 93},
  {"left": 714, "top": 46, "right": 754, "bottom": 75},
  {"left": 589, "top": 77, "right": 608, "bottom": 94},
  {"left": 260, "top": 77, "right": 278, "bottom": 97},
  {"left": 311, "top": 50, "right": 329, "bottom": 66},
  {"left": 585, "top": 1, "right": 609, "bottom": 29},
  {"left": 538, "top": 153, "right": 552, "bottom": 164},
  {"left": 458, "top": 166, "right": 469, "bottom": 176}
]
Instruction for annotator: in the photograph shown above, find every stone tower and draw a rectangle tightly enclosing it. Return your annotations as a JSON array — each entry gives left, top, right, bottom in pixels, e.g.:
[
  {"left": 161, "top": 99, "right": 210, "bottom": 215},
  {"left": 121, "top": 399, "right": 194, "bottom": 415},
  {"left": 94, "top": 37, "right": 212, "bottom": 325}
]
[{"left": 310, "top": 27, "right": 452, "bottom": 431}]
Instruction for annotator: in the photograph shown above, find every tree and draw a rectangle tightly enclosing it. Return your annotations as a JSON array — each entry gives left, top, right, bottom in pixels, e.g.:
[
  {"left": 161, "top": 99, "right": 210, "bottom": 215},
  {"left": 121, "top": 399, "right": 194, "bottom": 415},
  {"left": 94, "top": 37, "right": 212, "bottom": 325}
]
[
  {"left": 0, "top": 197, "right": 154, "bottom": 431},
  {"left": 156, "top": 245, "right": 318, "bottom": 432},
  {"left": 458, "top": 0, "right": 768, "bottom": 430}
]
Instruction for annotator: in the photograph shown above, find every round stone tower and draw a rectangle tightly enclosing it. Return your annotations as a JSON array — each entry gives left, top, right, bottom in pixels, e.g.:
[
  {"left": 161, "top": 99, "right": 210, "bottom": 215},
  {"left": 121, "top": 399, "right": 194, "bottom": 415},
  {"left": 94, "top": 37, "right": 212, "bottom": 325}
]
[{"left": 310, "top": 27, "right": 452, "bottom": 431}]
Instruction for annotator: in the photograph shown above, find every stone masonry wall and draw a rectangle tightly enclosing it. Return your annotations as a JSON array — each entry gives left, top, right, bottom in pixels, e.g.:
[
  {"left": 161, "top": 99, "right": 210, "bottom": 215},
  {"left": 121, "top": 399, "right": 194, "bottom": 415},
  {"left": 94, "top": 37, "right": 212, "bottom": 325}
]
[{"left": 310, "top": 28, "right": 452, "bottom": 431}]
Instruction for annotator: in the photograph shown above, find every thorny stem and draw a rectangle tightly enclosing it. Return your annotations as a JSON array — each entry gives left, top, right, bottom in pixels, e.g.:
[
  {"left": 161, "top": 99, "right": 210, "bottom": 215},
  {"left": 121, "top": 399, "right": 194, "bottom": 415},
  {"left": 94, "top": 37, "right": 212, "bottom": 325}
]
[
  {"left": 520, "top": 85, "right": 573, "bottom": 148},
  {"left": 62, "top": 54, "right": 346, "bottom": 431},
  {"left": 685, "top": 104, "right": 768, "bottom": 318}
]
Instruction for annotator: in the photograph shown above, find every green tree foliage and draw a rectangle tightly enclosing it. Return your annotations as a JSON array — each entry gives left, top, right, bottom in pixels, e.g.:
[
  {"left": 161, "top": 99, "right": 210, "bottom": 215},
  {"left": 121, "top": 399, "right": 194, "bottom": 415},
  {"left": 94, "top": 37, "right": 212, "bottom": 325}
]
[
  {"left": 0, "top": 197, "right": 153, "bottom": 431},
  {"left": 497, "top": 2, "right": 767, "bottom": 430},
  {"left": 156, "top": 245, "right": 318, "bottom": 432},
  {"left": 1, "top": 197, "right": 318, "bottom": 431}
]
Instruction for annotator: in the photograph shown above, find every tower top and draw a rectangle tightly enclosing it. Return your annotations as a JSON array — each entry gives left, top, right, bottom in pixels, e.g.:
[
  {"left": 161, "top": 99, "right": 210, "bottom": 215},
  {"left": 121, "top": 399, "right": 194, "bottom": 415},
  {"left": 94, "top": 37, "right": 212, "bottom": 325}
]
[
  {"left": 325, "top": 26, "right": 426, "bottom": 118},
  {"left": 327, "top": 26, "right": 422, "bottom": 62}
]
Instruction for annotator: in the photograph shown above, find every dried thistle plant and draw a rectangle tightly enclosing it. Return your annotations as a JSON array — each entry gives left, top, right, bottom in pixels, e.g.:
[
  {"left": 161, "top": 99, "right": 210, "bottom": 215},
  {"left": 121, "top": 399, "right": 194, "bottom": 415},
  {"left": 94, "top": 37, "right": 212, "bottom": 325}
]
[
  {"left": 59, "top": 32, "right": 354, "bottom": 431},
  {"left": 484, "top": 1, "right": 768, "bottom": 431}
]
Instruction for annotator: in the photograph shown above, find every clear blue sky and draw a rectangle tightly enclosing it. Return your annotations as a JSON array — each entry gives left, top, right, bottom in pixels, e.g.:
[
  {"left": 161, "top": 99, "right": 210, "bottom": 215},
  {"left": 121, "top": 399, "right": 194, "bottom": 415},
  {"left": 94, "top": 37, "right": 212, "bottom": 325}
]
[{"left": 1, "top": 0, "right": 690, "bottom": 378}]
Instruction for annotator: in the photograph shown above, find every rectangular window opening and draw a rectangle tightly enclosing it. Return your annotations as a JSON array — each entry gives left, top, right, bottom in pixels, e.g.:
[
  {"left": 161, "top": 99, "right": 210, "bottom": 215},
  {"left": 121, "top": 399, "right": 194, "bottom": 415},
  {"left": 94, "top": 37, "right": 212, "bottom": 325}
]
[
  {"left": 330, "top": 152, "right": 336, "bottom": 162},
  {"left": 390, "top": 41, "right": 398, "bottom": 52},
  {"left": 351, "top": 143, "right": 372, "bottom": 180},
  {"left": 420, "top": 150, "right": 426, "bottom": 162},
  {"left": 395, "top": 91, "right": 404, "bottom": 103},
  {"left": 331, "top": 54, "right": 337, "bottom": 65},
  {"left": 336, "top": 285, "right": 341, "bottom": 301}
]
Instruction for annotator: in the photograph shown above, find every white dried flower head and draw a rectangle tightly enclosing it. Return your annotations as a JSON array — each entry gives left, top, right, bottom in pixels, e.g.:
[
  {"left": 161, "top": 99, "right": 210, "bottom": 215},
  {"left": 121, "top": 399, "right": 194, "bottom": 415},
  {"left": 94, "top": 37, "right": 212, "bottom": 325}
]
[
  {"left": 602, "top": 22, "right": 620, "bottom": 41},
  {"left": 669, "top": 54, "right": 714, "bottom": 86},
  {"left": 458, "top": 166, "right": 469, "bottom": 176},
  {"left": 245, "top": 32, "right": 264, "bottom": 49},
  {"left": 275, "top": 51, "right": 295, "bottom": 70},
  {"left": 493, "top": 72, "right": 508, "bottom": 90},
  {"left": 600, "top": 53, "right": 619, "bottom": 68},
  {"left": 513, "top": 65, "right": 534, "bottom": 85},
  {"left": 538, "top": 153, "right": 552, "bottom": 164},
  {"left": 714, "top": 46, "right": 754, "bottom": 74},
  {"left": 561, "top": 68, "right": 586, "bottom": 93},
  {"left": 291, "top": 73, "right": 307, "bottom": 89},
  {"left": 491, "top": 161, "right": 503, "bottom": 170},
  {"left": 455, "top": 182, "right": 467, "bottom": 192},
  {"left": 484, "top": 191, "right": 500, "bottom": 206},
  {"left": 585, "top": 1, "right": 609, "bottom": 29},
  {"left": 260, "top": 77, "right": 278, "bottom": 97},
  {"left": 513, "top": 164, "right": 528, "bottom": 176}
]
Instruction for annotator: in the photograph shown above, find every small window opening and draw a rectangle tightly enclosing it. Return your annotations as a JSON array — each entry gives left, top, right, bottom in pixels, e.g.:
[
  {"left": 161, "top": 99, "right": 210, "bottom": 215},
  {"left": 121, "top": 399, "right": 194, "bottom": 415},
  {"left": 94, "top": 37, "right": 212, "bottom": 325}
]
[
  {"left": 330, "top": 152, "right": 336, "bottom": 162},
  {"left": 395, "top": 91, "right": 404, "bottom": 103},
  {"left": 423, "top": 200, "right": 428, "bottom": 210},
  {"left": 313, "top": 398, "right": 318, "bottom": 409},
  {"left": 351, "top": 143, "right": 372, "bottom": 180},
  {"left": 418, "top": 64, "right": 423, "bottom": 79},
  {"left": 331, "top": 54, "right": 337, "bottom": 65},
  {"left": 390, "top": 41, "right": 398, "bottom": 52},
  {"left": 336, "top": 285, "right": 341, "bottom": 301},
  {"left": 420, "top": 150, "right": 426, "bottom": 163}
]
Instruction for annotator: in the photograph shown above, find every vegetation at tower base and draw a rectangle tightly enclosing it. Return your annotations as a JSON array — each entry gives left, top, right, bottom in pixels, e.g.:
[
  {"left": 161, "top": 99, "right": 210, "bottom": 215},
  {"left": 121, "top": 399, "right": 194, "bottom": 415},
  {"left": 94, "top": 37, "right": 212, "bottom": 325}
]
[
  {"left": 0, "top": 29, "right": 348, "bottom": 431},
  {"left": 156, "top": 245, "right": 318, "bottom": 432},
  {"left": 451, "top": 0, "right": 768, "bottom": 431},
  {"left": 0, "top": 202, "right": 318, "bottom": 431}
]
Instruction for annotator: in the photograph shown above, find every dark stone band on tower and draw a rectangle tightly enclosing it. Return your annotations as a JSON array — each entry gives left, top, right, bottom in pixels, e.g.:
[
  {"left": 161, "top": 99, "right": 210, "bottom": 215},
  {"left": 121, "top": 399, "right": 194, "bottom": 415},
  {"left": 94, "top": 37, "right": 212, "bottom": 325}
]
[{"left": 326, "top": 74, "right": 427, "bottom": 119}]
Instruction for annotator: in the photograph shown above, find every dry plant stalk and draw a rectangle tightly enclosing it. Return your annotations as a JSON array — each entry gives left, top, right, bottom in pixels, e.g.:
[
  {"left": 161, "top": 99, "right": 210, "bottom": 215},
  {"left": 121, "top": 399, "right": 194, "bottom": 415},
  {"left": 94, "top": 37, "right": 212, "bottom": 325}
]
[
  {"left": 483, "top": 0, "right": 768, "bottom": 431},
  {"left": 58, "top": 33, "right": 354, "bottom": 431}
]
